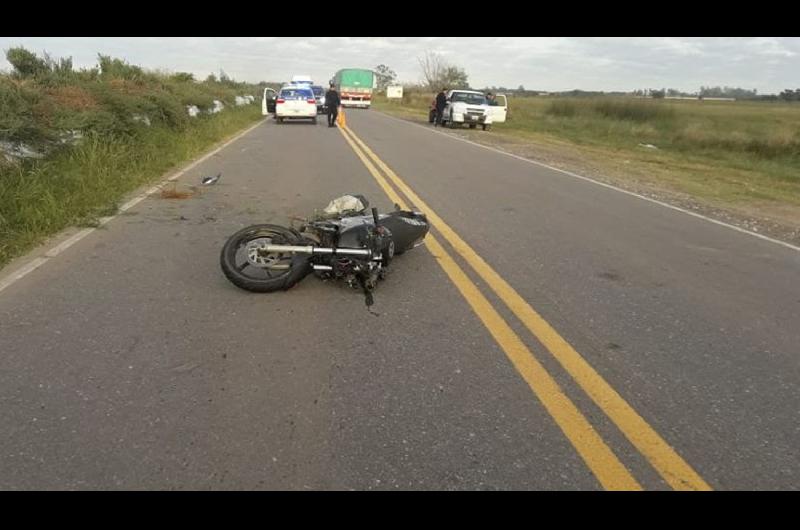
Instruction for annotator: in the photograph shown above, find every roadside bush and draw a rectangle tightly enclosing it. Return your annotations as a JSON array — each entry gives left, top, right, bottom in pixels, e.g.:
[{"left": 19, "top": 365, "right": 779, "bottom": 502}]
[
  {"left": 0, "top": 46, "right": 261, "bottom": 160},
  {"left": 162, "top": 79, "right": 216, "bottom": 111},
  {"left": 0, "top": 77, "right": 52, "bottom": 145},
  {"left": 146, "top": 90, "right": 189, "bottom": 129},
  {"left": 97, "top": 54, "right": 150, "bottom": 83},
  {"left": 6, "top": 47, "right": 50, "bottom": 78}
]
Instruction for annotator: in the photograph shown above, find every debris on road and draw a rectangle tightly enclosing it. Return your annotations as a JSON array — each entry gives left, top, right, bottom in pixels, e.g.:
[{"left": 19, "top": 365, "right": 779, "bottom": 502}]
[
  {"left": 161, "top": 184, "right": 195, "bottom": 200},
  {"left": 201, "top": 173, "right": 221, "bottom": 186}
]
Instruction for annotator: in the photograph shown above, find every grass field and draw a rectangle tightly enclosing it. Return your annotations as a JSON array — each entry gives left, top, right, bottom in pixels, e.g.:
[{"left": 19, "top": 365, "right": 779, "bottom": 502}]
[{"left": 373, "top": 94, "right": 800, "bottom": 225}]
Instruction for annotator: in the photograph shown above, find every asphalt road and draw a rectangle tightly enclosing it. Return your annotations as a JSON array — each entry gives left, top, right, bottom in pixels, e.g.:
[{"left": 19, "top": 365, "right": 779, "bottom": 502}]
[{"left": 1, "top": 109, "right": 798, "bottom": 490}]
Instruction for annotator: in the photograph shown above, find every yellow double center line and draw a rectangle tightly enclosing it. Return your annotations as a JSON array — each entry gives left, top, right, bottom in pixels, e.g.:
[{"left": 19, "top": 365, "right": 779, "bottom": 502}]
[{"left": 338, "top": 122, "right": 712, "bottom": 491}]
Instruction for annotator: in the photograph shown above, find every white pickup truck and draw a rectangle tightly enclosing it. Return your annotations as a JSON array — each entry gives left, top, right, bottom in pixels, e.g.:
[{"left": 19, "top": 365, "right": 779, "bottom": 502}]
[{"left": 438, "top": 90, "right": 507, "bottom": 130}]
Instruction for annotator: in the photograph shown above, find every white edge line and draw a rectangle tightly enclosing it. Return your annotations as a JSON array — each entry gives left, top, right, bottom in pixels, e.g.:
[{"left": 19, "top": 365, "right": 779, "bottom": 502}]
[
  {"left": 375, "top": 111, "right": 800, "bottom": 254},
  {"left": 0, "top": 258, "right": 49, "bottom": 293},
  {"left": 0, "top": 119, "right": 265, "bottom": 295}
]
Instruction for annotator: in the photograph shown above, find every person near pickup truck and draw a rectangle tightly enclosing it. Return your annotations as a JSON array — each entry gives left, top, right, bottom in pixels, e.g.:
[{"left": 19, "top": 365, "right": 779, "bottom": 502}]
[
  {"left": 434, "top": 88, "right": 447, "bottom": 126},
  {"left": 325, "top": 83, "right": 341, "bottom": 127},
  {"left": 486, "top": 92, "right": 498, "bottom": 106}
]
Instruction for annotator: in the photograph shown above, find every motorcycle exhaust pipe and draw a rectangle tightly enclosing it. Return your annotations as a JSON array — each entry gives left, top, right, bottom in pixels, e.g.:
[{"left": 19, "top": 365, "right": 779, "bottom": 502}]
[{"left": 260, "top": 244, "right": 371, "bottom": 257}]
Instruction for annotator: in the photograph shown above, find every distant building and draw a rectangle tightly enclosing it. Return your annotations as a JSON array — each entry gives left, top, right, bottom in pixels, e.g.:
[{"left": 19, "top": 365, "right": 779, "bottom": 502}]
[{"left": 665, "top": 96, "right": 736, "bottom": 101}]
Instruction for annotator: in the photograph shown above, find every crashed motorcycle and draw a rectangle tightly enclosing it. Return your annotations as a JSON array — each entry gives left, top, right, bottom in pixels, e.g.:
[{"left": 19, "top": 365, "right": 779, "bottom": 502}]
[{"left": 220, "top": 195, "right": 430, "bottom": 305}]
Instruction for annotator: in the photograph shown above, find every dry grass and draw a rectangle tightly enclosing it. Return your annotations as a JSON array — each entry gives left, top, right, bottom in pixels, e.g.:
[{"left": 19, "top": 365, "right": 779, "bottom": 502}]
[
  {"left": 47, "top": 85, "right": 99, "bottom": 110},
  {"left": 108, "top": 78, "right": 148, "bottom": 95},
  {"left": 160, "top": 184, "right": 195, "bottom": 199}
]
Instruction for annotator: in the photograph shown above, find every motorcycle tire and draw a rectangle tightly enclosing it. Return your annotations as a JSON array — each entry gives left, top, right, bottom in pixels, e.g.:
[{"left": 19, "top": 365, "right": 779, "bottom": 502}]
[{"left": 220, "top": 224, "right": 312, "bottom": 293}]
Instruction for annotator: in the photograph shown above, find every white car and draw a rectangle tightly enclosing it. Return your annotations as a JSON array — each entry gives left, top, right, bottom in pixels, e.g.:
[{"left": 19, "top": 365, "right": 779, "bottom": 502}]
[
  {"left": 311, "top": 85, "right": 326, "bottom": 114},
  {"left": 275, "top": 86, "right": 318, "bottom": 124},
  {"left": 440, "top": 90, "right": 507, "bottom": 130}
]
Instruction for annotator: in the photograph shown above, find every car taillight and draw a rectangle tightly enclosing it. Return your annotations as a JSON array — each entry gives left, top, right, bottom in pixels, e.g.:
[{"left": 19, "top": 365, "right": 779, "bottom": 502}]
[
  {"left": 307, "top": 98, "right": 316, "bottom": 104},
  {"left": 276, "top": 98, "right": 285, "bottom": 103}
]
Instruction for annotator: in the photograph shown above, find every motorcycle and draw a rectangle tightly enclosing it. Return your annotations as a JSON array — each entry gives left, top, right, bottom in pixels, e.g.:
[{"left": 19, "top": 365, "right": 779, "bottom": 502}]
[{"left": 220, "top": 195, "right": 430, "bottom": 306}]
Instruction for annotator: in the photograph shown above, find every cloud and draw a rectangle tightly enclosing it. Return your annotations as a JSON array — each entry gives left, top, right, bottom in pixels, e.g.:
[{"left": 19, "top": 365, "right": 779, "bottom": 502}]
[
  {"left": 0, "top": 37, "right": 797, "bottom": 94},
  {"left": 751, "top": 37, "right": 797, "bottom": 57}
]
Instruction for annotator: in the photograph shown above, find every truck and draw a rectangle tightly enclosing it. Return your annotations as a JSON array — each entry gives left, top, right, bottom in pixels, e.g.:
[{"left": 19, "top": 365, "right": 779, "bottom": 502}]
[
  {"left": 434, "top": 90, "right": 508, "bottom": 130},
  {"left": 332, "top": 69, "right": 376, "bottom": 108}
]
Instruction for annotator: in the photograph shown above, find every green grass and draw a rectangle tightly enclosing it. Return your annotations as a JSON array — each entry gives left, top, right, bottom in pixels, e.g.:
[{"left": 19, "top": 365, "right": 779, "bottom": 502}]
[
  {"left": 0, "top": 105, "right": 261, "bottom": 267},
  {"left": 373, "top": 94, "right": 800, "bottom": 214}
]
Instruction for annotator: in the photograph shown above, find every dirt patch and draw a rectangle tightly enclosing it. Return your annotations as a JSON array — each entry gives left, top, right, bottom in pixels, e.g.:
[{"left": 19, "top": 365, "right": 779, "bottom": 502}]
[{"left": 160, "top": 184, "right": 196, "bottom": 200}]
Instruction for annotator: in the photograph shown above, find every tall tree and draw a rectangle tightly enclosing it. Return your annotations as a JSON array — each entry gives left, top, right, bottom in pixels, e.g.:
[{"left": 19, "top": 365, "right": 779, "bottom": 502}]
[
  {"left": 417, "top": 51, "right": 469, "bottom": 90},
  {"left": 374, "top": 64, "right": 397, "bottom": 90}
]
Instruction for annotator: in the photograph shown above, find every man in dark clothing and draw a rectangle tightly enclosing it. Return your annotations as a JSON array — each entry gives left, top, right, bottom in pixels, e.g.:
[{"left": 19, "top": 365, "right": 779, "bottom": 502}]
[
  {"left": 325, "top": 83, "right": 341, "bottom": 127},
  {"left": 434, "top": 88, "right": 447, "bottom": 127}
]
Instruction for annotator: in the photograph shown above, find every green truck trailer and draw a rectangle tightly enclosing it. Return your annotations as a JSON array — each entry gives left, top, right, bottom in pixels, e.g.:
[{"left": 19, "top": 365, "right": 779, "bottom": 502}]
[{"left": 332, "top": 69, "right": 376, "bottom": 108}]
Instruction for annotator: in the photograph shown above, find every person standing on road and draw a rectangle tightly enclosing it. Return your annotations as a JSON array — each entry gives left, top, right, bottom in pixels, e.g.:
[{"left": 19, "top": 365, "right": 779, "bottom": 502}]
[
  {"left": 435, "top": 88, "right": 448, "bottom": 127},
  {"left": 325, "top": 83, "right": 341, "bottom": 127}
]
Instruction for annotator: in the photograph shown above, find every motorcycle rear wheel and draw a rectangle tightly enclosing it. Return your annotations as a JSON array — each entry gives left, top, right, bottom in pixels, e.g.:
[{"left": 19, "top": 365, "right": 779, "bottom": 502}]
[{"left": 220, "top": 224, "right": 312, "bottom": 292}]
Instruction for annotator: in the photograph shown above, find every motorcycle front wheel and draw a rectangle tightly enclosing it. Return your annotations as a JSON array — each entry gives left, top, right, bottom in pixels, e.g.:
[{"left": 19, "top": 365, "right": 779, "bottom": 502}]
[{"left": 220, "top": 224, "right": 312, "bottom": 293}]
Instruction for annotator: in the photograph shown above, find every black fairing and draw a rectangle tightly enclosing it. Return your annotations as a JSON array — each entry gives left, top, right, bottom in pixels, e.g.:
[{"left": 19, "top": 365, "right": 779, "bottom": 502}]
[
  {"left": 378, "top": 211, "right": 429, "bottom": 252},
  {"left": 335, "top": 211, "right": 429, "bottom": 252}
]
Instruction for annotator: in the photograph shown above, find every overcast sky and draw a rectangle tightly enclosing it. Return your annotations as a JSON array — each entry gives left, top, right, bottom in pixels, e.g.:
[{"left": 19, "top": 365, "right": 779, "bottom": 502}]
[{"left": 1, "top": 37, "right": 798, "bottom": 94}]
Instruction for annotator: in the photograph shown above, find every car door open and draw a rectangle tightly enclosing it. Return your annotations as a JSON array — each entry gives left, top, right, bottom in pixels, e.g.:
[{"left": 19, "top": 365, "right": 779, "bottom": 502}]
[
  {"left": 490, "top": 94, "right": 508, "bottom": 123},
  {"left": 262, "top": 88, "right": 277, "bottom": 115}
]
